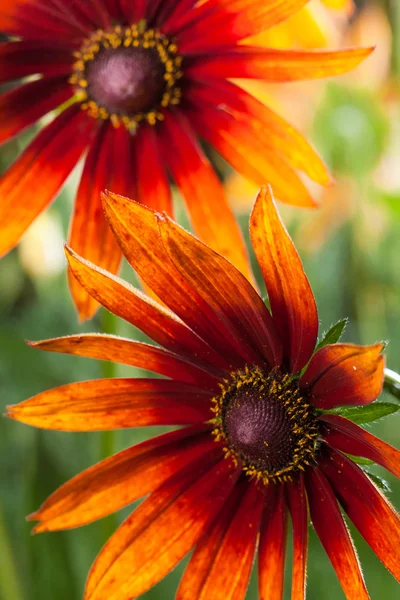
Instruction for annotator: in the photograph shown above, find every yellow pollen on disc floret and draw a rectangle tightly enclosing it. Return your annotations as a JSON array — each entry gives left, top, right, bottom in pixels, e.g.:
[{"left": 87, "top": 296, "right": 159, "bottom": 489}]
[
  {"left": 211, "top": 365, "right": 320, "bottom": 485},
  {"left": 69, "top": 23, "right": 183, "bottom": 132}
]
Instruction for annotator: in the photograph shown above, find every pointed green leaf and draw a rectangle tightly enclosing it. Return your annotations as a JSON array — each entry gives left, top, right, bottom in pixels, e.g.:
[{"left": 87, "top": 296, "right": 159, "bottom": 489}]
[
  {"left": 365, "top": 472, "right": 391, "bottom": 494},
  {"left": 325, "top": 402, "right": 400, "bottom": 425},
  {"left": 315, "top": 318, "right": 348, "bottom": 352},
  {"left": 345, "top": 454, "right": 374, "bottom": 466}
]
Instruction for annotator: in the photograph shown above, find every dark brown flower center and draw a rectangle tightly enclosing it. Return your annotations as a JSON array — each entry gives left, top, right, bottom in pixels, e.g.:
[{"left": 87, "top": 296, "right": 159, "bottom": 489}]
[
  {"left": 70, "top": 24, "right": 182, "bottom": 132},
  {"left": 212, "top": 366, "right": 319, "bottom": 484}
]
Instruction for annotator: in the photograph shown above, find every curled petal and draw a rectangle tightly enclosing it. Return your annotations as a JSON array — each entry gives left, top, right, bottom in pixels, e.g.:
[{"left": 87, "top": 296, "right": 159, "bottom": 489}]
[
  {"left": 250, "top": 186, "right": 318, "bottom": 372},
  {"left": 300, "top": 343, "right": 385, "bottom": 409},
  {"left": 7, "top": 378, "right": 212, "bottom": 431},
  {"left": 27, "top": 426, "right": 215, "bottom": 531},
  {"left": 320, "top": 447, "right": 400, "bottom": 581},
  {"left": 84, "top": 454, "right": 240, "bottom": 600}
]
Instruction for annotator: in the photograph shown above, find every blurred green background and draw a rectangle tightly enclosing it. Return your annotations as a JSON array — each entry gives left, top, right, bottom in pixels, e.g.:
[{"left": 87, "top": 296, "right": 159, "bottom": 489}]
[{"left": 1, "top": 1, "right": 400, "bottom": 599}]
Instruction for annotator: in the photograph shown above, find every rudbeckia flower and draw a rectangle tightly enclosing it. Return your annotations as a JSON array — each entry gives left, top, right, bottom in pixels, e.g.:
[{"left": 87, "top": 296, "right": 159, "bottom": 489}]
[
  {"left": 0, "top": 0, "right": 372, "bottom": 318},
  {"left": 8, "top": 186, "right": 400, "bottom": 600}
]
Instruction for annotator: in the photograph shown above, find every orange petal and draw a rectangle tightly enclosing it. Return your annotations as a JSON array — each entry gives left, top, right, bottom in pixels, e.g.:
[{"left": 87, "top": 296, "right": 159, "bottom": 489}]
[
  {"left": 158, "top": 213, "right": 282, "bottom": 367},
  {"left": 0, "top": 105, "right": 94, "bottom": 258},
  {"left": 250, "top": 186, "right": 318, "bottom": 372},
  {"left": 188, "top": 105, "right": 316, "bottom": 208},
  {"left": 101, "top": 191, "right": 251, "bottom": 368},
  {"left": 65, "top": 246, "right": 228, "bottom": 369},
  {"left": 300, "top": 343, "right": 385, "bottom": 408},
  {"left": 320, "top": 414, "right": 400, "bottom": 479},
  {"left": 68, "top": 123, "right": 129, "bottom": 320},
  {"left": 320, "top": 447, "right": 400, "bottom": 581},
  {"left": 258, "top": 484, "right": 288, "bottom": 600},
  {"left": 186, "top": 80, "right": 331, "bottom": 186},
  {"left": 7, "top": 378, "right": 212, "bottom": 431},
  {"left": 27, "top": 426, "right": 215, "bottom": 531},
  {"left": 157, "top": 110, "right": 252, "bottom": 282},
  {"left": 0, "top": 76, "right": 72, "bottom": 144},
  {"left": 286, "top": 474, "right": 308, "bottom": 600},
  {"left": 171, "top": 0, "right": 310, "bottom": 51},
  {"left": 134, "top": 125, "right": 172, "bottom": 212},
  {"left": 84, "top": 454, "right": 240, "bottom": 600},
  {"left": 305, "top": 468, "right": 369, "bottom": 600},
  {"left": 187, "top": 46, "right": 374, "bottom": 81},
  {"left": 26, "top": 335, "right": 222, "bottom": 389},
  {"left": 177, "top": 478, "right": 263, "bottom": 600}
]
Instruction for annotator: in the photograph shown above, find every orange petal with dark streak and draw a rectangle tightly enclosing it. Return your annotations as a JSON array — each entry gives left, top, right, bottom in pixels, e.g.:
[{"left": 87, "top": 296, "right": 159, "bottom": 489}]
[
  {"left": 27, "top": 426, "right": 215, "bottom": 531},
  {"left": 7, "top": 378, "right": 212, "bottom": 431},
  {"left": 84, "top": 454, "right": 240, "bottom": 600},
  {"left": 305, "top": 468, "right": 370, "bottom": 600},
  {"left": 26, "top": 335, "right": 222, "bottom": 389},
  {"left": 320, "top": 414, "right": 400, "bottom": 478},
  {"left": 286, "top": 474, "right": 308, "bottom": 600},
  {"left": 258, "top": 484, "right": 288, "bottom": 600},
  {"left": 300, "top": 343, "right": 385, "bottom": 408},
  {"left": 177, "top": 478, "right": 263, "bottom": 600},
  {"left": 65, "top": 246, "right": 229, "bottom": 370},
  {"left": 320, "top": 447, "right": 400, "bottom": 581},
  {"left": 250, "top": 186, "right": 318, "bottom": 372},
  {"left": 158, "top": 213, "right": 282, "bottom": 367}
]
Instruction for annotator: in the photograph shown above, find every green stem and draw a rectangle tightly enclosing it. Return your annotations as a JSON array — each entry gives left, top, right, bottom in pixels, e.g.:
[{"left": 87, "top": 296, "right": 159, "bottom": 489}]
[
  {"left": 384, "top": 368, "right": 400, "bottom": 402},
  {"left": 0, "top": 502, "right": 24, "bottom": 600},
  {"left": 100, "top": 309, "right": 119, "bottom": 540}
]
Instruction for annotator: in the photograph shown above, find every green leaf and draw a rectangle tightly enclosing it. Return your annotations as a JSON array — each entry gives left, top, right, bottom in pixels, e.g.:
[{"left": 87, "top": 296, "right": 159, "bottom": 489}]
[
  {"left": 315, "top": 318, "right": 348, "bottom": 352},
  {"left": 365, "top": 472, "right": 391, "bottom": 494},
  {"left": 326, "top": 402, "right": 400, "bottom": 425},
  {"left": 345, "top": 454, "right": 374, "bottom": 466}
]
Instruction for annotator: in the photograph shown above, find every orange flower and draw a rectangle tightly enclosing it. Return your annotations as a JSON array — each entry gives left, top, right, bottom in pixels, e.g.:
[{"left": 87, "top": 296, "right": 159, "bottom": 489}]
[
  {"left": 8, "top": 186, "right": 399, "bottom": 600},
  {"left": 0, "top": 0, "right": 372, "bottom": 318}
]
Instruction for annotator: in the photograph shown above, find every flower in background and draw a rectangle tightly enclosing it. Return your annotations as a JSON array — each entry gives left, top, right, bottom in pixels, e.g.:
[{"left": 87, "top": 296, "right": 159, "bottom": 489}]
[
  {"left": 0, "top": 0, "right": 371, "bottom": 319},
  {"left": 8, "top": 186, "right": 400, "bottom": 600}
]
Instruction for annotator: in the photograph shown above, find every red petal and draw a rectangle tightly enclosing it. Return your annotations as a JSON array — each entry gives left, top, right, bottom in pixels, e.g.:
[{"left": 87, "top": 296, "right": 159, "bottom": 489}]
[
  {"left": 0, "top": 105, "right": 94, "bottom": 258},
  {"left": 177, "top": 478, "right": 263, "bottom": 600},
  {"left": 0, "top": 76, "right": 72, "bottom": 145},
  {"left": 258, "top": 484, "right": 288, "bottom": 600},
  {"left": 168, "top": 0, "right": 309, "bottom": 52},
  {"left": 188, "top": 105, "right": 316, "bottom": 208},
  {"left": 305, "top": 468, "right": 369, "bottom": 600},
  {"left": 187, "top": 46, "right": 374, "bottom": 81},
  {"left": 185, "top": 80, "right": 331, "bottom": 186},
  {"left": 7, "top": 378, "right": 212, "bottom": 431},
  {"left": 84, "top": 454, "right": 240, "bottom": 600},
  {"left": 321, "top": 447, "right": 400, "bottom": 581},
  {"left": 65, "top": 246, "right": 229, "bottom": 370},
  {"left": 300, "top": 343, "right": 385, "bottom": 409},
  {"left": 158, "top": 213, "right": 282, "bottom": 367},
  {"left": 27, "top": 335, "right": 222, "bottom": 390},
  {"left": 250, "top": 186, "right": 318, "bottom": 372},
  {"left": 27, "top": 425, "right": 215, "bottom": 531},
  {"left": 286, "top": 474, "right": 308, "bottom": 600},
  {"left": 101, "top": 191, "right": 251, "bottom": 369},
  {"left": 157, "top": 111, "right": 253, "bottom": 282},
  {"left": 133, "top": 125, "right": 171, "bottom": 212},
  {"left": 0, "top": 40, "right": 72, "bottom": 84},
  {"left": 320, "top": 414, "right": 400, "bottom": 478},
  {"left": 68, "top": 123, "right": 127, "bottom": 320}
]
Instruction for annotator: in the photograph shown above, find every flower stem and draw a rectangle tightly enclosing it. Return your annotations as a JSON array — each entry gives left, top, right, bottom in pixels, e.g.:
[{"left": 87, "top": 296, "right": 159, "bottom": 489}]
[
  {"left": 384, "top": 368, "right": 400, "bottom": 402},
  {"left": 100, "top": 309, "right": 119, "bottom": 540}
]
